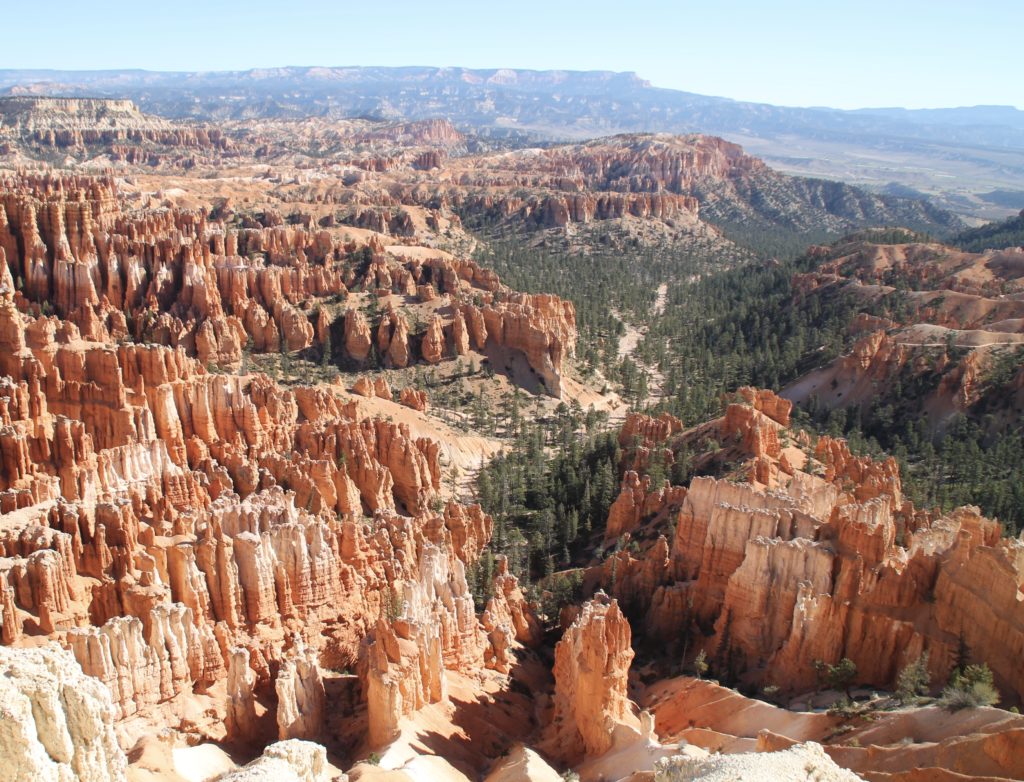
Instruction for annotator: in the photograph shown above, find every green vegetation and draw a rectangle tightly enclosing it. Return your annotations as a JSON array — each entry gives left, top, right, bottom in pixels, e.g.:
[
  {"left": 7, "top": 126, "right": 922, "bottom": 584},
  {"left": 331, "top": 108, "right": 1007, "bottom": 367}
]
[
  {"left": 814, "top": 658, "right": 858, "bottom": 697},
  {"left": 692, "top": 649, "right": 709, "bottom": 680},
  {"left": 896, "top": 652, "right": 931, "bottom": 703},
  {"left": 639, "top": 251, "right": 869, "bottom": 424},
  {"left": 952, "top": 211, "right": 1024, "bottom": 253},
  {"left": 795, "top": 398, "right": 1024, "bottom": 535},
  {"left": 940, "top": 663, "right": 1000, "bottom": 711},
  {"left": 471, "top": 222, "right": 1024, "bottom": 634},
  {"left": 475, "top": 402, "right": 618, "bottom": 584},
  {"left": 472, "top": 236, "right": 749, "bottom": 398}
]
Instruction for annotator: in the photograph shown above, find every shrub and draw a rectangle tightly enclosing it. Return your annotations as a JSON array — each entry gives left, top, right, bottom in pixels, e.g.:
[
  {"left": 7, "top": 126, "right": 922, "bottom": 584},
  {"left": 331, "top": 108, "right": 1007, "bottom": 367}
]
[
  {"left": 814, "top": 657, "right": 858, "bottom": 696},
  {"left": 940, "top": 664, "right": 999, "bottom": 711},
  {"left": 693, "top": 649, "right": 708, "bottom": 680},
  {"left": 896, "top": 652, "right": 930, "bottom": 703},
  {"left": 827, "top": 695, "right": 858, "bottom": 719}
]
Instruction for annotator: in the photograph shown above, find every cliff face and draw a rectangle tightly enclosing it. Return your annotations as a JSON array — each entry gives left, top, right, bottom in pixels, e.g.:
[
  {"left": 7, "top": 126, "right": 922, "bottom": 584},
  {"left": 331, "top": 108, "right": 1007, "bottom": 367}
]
[
  {"left": 603, "top": 391, "right": 1024, "bottom": 703},
  {"left": 0, "top": 97, "right": 229, "bottom": 155},
  {"left": 542, "top": 593, "right": 634, "bottom": 762},
  {"left": 0, "top": 644, "right": 127, "bottom": 782}
]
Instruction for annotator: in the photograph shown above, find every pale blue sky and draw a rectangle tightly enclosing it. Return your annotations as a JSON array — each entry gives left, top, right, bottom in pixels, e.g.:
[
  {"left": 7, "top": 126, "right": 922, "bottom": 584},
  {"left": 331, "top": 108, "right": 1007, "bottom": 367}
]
[{"left": 4, "top": 0, "right": 1021, "bottom": 110}]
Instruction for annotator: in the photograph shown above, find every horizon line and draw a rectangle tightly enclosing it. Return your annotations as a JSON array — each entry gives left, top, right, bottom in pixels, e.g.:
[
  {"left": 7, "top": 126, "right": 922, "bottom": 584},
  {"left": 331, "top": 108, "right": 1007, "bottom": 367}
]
[{"left": 0, "top": 65, "right": 1021, "bottom": 114}]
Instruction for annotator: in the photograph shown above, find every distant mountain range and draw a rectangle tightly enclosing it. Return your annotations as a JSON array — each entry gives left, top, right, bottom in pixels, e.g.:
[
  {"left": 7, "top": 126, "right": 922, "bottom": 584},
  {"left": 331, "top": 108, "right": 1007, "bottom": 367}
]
[{"left": 1, "top": 66, "right": 1022, "bottom": 219}]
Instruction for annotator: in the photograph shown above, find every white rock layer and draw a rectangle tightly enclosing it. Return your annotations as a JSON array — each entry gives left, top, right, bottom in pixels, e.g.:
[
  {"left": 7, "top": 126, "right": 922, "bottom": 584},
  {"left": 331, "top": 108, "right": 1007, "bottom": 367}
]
[{"left": 0, "top": 644, "right": 127, "bottom": 782}]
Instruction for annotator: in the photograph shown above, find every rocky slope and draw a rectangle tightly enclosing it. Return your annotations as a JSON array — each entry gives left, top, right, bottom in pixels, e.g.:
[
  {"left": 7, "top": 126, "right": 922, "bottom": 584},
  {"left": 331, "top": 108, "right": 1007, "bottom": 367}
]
[
  {"left": 0, "top": 99, "right": 961, "bottom": 257},
  {"left": 783, "top": 236, "right": 1024, "bottom": 432},
  {"left": 596, "top": 389, "right": 1024, "bottom": 707},
  {"left": 655, "top": 742, "right": 861, "bottom": 782},
  {"left": 2, "top": 66, "right": 1020, "bottom": 220}
]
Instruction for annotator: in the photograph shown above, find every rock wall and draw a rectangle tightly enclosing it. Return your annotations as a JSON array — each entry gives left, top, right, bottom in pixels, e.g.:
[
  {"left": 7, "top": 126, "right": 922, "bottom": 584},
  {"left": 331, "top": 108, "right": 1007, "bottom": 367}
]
[
  {"left": 604, "top": 391, "right": 1024, "bottom": 703},
  {"left": 0, "top": 644, "right": 127, "bottom": 782},
  {"left": 543, "top": 592, "right": 634, "bottom": 762}
]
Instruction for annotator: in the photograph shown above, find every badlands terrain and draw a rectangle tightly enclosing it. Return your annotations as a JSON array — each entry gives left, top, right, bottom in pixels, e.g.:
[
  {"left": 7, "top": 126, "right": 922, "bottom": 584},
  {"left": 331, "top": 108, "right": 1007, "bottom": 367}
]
[
  {"left": 0, "top": 97, "right": 1023, "bottom": 782},
  {"left": 4, "top": 67, "right": 1024, "bottom": 219}
]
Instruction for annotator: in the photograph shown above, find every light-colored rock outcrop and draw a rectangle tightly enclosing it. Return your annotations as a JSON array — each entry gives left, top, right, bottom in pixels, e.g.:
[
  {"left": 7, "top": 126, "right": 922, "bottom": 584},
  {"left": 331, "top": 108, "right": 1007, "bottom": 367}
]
[
  {"left": 275, "top": 640, "right": 326, "bottom": 741},
  {"left": 484, "top": 745, "right": 562, "bottom": 782},
  {"left": 0, "top": 644, "right": 127, "bottom": 782},
  {"left": 655, "top": 742, "right": 861, "bottom": 782},
  {"left": 543, "top": 592, "right": 634, "bottom": 761},
  {"left": 362, "top": 539, "right": 485, "bottom": 748},
  {"left": 226, "top": 647, "right": 260, "bottom": 742},
  {"left": 218, "top": 739, "right": 327, "bottom": 782}
]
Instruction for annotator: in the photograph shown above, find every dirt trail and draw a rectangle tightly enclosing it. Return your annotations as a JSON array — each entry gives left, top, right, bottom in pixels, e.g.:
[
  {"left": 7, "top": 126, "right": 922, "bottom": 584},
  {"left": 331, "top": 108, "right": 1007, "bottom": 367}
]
[
  {"left": 617, "top": 323, "right": 643, "bottom": 359},
  {"left": 613, "top": 281, "right": 670, "bottom": 399},
  {"left": 653, "top": 282, "right": 668, "bottom": 315}
]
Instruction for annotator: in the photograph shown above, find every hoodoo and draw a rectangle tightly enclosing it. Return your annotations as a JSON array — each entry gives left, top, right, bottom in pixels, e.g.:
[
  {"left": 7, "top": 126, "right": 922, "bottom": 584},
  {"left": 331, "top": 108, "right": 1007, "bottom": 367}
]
[{"left": 0, "top": 49, "right": 1020, "bottom": 782}]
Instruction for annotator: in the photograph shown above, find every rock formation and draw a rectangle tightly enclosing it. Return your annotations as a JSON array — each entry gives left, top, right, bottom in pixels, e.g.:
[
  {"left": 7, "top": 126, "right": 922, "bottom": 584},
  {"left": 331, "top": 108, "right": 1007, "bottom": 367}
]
[
  {"left": 361, "top": 538, "right": 484, "bottom": 747},
  {"left": 399, "top": 387, "right": 428, "bottom": 411},
  {"left": 421, "top": 314, "right": 445, "bottom": 364},
  {"left": 543, "top": 592, "right": 634, "bottom": 762},
  {"left": 219, "top": 739, "right": 327, "bottom": 782},
  {"left": 344, "top": 309, "right": 373, "bottom": 362},
  {"left": 0, "top": 116, "right": 997, "bottom": 782},
  {"left": 226, "top": 647, "right": 260, "bottom": 742},
  {"left": 275, "top": 640, "right": 325, "bottom": 741},
  {"left": 0, "top": 172, "right": 527, "bottom": 775},
  {"left": 482, "top": 556, "right": 541, "bottom": 673},
  {"left": 604, "top": 392, "right": 1024, "bottom": 706},
  {"left": 0, "top": 644, "right": 127, "bottom": 782},
  {"left": 785, "top": 237, "right": 1024, "bottom": 435}
]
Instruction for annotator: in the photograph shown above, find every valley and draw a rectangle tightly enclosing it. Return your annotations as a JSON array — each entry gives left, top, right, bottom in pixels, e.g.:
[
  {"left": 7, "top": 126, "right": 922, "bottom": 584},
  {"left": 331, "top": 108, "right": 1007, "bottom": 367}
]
[{"left": 0, "top": 87, "right": 1021, "bottom": 782}]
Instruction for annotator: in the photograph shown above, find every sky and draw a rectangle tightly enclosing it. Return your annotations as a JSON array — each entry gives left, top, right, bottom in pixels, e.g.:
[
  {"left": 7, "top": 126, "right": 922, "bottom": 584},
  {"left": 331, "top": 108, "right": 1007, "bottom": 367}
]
[{"left": 3, "top": 0, "right": 1021, "bottom": 110}]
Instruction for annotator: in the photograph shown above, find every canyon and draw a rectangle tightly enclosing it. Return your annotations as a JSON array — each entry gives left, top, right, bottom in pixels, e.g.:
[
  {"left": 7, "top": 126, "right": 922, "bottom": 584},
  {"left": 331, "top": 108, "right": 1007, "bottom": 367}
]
[
  {"left": 783, "top": 235, "right": 1024, "bottom": 434},
  {"left": 0, "top": 95, "right": 1021, "bottom": 782},
  {"left": 3, "top": 67, "right": 1021, "bottom": 221}
]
